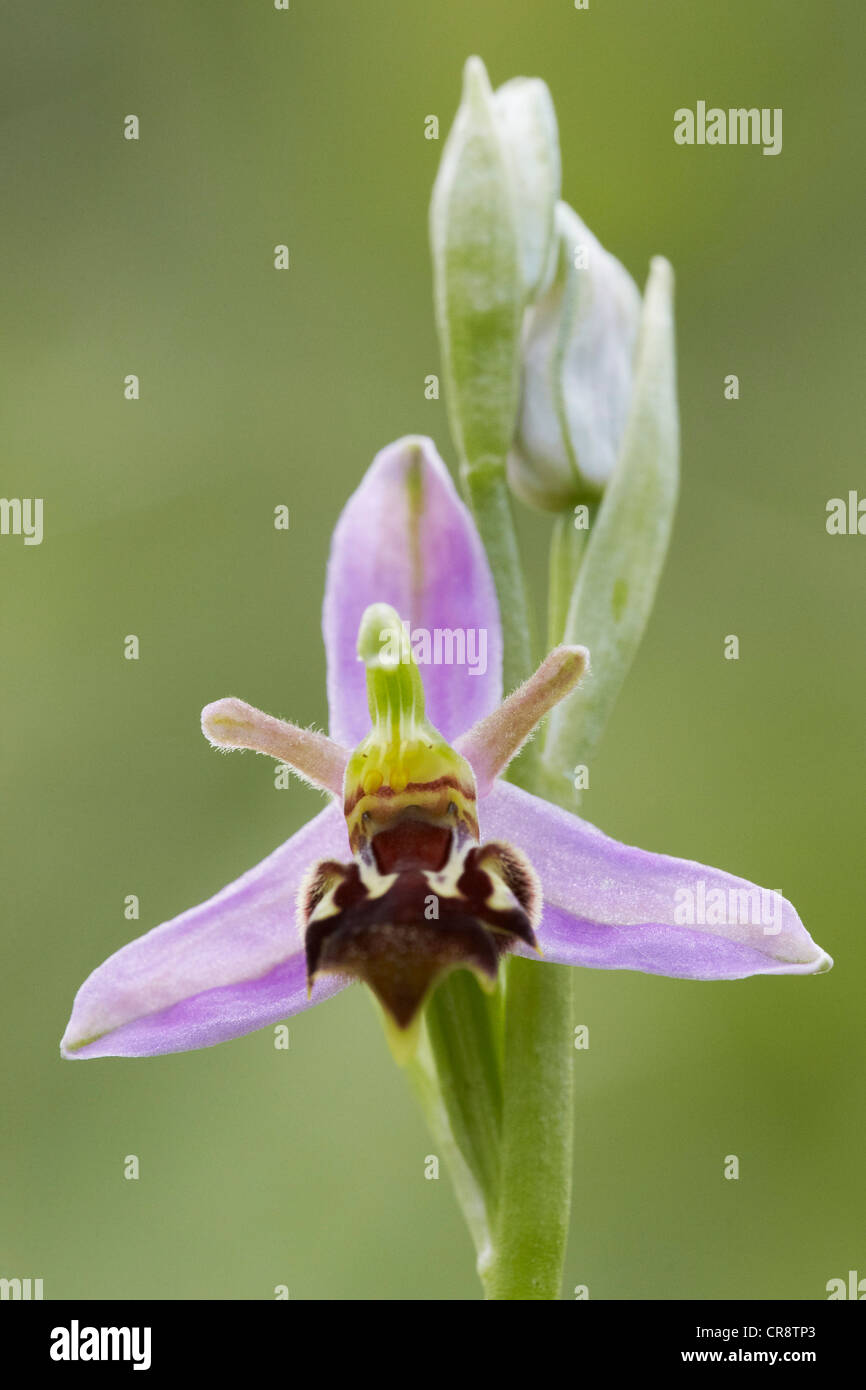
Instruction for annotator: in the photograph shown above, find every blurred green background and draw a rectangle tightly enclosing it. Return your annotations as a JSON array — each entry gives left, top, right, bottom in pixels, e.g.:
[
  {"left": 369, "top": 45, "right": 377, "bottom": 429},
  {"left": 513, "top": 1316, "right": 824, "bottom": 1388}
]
[{"left": 1, "top": 0, "right": 863, "bottom": 1300}]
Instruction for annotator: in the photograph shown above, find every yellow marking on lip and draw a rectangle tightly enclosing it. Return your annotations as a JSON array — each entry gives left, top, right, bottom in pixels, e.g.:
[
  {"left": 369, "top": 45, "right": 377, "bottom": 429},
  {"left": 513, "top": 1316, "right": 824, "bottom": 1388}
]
[
  {"left": 347, "top": 601, "right": 479, "bottom": 849},
  {"left": 344, "top": 783, "right": 479, "bottom": 855}
]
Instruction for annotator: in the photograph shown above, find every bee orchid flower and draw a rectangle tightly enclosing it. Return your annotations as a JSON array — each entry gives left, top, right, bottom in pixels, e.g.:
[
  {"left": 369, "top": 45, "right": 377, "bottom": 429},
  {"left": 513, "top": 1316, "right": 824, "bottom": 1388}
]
[{"left": 61, "top": 437, "right": 831, "bottom": 1062}]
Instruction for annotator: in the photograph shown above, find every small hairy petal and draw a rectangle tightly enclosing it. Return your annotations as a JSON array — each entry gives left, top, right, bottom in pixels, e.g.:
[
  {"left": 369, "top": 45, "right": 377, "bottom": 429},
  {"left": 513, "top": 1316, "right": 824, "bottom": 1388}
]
[
  {"left": 323, "top": 436, "right": 503, "bottom": 747},
  {"left": 456, "top": 644, "right": 588, "bottom": 796},
  {"left": 201, "top": 697, "right": 348, "bottom": 796},
  {"left": 61, "top": 804, "right": 352, "bottom": 1058},
  {"left": 481, "top": 781, "right": 832, "bottom": 979}
]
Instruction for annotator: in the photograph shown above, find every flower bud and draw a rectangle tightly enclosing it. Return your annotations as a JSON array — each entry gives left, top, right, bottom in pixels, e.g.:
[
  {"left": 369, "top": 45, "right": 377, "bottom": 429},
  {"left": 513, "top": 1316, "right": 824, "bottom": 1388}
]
[
  {"left": 430, "top": 57, "right": 560, "bottom": 472},
  {"left": 492, "top": 76, "right": 561, "bottom": 299},
  {"left": 507, "top": 201, "right": 642, "bottom": 512}
]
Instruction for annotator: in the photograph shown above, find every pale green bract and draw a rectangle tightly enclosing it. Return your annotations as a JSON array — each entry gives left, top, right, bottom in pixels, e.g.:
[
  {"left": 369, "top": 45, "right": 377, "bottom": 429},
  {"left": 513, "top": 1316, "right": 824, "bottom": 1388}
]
[{"left": 542, "top": 255, "right": 680, "bottom": 783}]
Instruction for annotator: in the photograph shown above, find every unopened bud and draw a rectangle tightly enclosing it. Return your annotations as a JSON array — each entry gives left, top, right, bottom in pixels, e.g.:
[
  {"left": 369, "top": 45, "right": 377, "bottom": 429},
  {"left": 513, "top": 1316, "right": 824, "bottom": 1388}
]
[{"left": 508, "top": 202, "right": 642, "bottom": 511}]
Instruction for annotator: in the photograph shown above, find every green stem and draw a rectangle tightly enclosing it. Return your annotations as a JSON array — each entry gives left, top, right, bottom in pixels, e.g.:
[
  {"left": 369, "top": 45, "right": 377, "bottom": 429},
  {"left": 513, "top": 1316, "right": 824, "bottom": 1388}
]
[
  {"left": 548, "top": 508, "right": 593, "bottom": 650},
  {"left": 482, "top": 958, "right": 574, "bottom": 1299},
  {"left": 460, "top": 457, "right": 574, "bottom": 1300}
]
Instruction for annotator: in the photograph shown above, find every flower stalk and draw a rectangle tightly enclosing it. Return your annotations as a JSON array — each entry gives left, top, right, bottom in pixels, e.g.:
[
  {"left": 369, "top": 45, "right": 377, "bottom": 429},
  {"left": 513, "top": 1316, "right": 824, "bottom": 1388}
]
[
  {"left": 428, "top": 58, "right": 675, "bottom": 1301},
  {"left": 429, "top": 53, "right": 578, "bottom": 1300},
  {"left": 479, "top": 564, "right": 578, "bottom": 1299},
  {"left": 484, "top": 957, "right": 574, "bottom": 1299}
]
